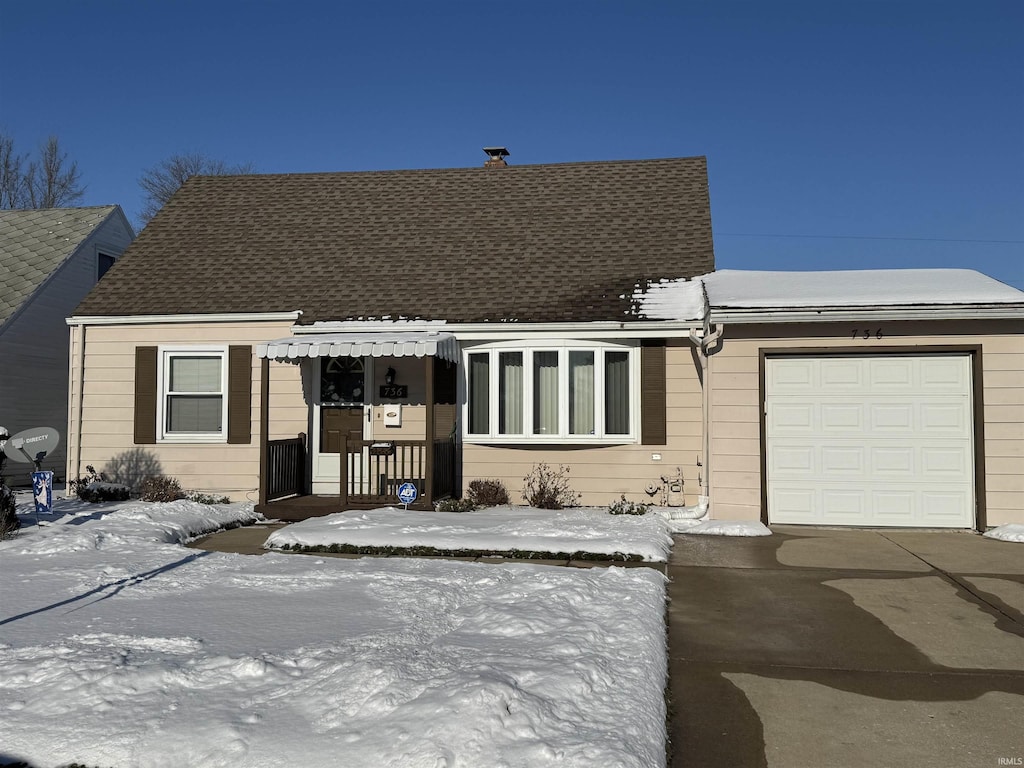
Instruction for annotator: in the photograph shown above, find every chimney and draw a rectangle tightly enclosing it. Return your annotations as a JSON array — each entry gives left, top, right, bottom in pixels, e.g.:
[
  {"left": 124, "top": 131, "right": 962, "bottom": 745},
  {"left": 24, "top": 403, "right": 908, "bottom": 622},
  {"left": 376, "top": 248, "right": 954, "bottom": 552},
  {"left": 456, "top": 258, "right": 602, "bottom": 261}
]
[{"left": 483, "top": 146, "right": 510, "bottom": 168}]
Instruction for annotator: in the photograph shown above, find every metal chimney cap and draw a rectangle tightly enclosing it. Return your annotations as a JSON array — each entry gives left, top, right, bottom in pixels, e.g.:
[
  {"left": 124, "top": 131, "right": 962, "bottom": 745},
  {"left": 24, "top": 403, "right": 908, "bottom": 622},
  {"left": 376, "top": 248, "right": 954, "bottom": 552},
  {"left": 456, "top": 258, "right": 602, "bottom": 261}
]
[{"left": 482, "top": 147, "right": 510, "bottom": 159}]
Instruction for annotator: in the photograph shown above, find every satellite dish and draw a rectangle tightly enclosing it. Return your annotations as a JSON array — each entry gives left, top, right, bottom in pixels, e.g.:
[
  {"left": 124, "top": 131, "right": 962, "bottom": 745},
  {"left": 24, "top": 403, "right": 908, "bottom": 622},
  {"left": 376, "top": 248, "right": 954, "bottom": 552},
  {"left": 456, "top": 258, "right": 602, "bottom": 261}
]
[{"left": 2, "top": 427, "right": 60, "bottom": 464}]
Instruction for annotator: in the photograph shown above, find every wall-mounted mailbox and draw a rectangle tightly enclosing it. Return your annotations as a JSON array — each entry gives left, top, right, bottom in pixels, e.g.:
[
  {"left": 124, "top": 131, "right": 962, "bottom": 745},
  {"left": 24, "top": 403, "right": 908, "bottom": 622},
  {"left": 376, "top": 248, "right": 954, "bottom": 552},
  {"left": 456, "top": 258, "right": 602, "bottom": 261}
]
[{"left": 383, "top": 405, "right": 402, "bottom": 427}]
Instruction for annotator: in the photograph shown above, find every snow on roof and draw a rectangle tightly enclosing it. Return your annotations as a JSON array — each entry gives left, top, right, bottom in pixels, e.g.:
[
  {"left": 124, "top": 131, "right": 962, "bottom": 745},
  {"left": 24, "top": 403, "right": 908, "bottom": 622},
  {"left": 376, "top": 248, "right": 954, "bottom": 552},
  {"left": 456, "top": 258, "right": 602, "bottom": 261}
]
[
  {"left": 633, "top": 269, "right": 1024, "bottom": 320},
  {"left": 702, "top": 269, "right": 1024, "bottom": 308}
]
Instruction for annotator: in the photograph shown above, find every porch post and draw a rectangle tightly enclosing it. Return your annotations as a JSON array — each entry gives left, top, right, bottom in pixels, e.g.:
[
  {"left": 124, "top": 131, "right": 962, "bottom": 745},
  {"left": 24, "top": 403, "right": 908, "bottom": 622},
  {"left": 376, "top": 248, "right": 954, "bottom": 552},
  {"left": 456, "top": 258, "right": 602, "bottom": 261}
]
[
  {"left": 338, "top": 433, "right": 348, "bottom": 511},
  {"left": 424, "top": 355, "right": 435, "bottom": 505},
  {"left": 258, "top": 356, "right": 270, "bottom": 507}
]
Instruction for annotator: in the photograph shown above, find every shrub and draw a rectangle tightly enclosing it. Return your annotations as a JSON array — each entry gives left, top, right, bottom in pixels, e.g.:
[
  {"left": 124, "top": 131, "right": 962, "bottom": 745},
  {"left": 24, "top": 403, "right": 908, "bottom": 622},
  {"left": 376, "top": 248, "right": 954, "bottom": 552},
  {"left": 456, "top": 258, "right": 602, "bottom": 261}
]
[
  {"left": 0, "top": 478, "right": 18, "bottom": 539},
  {"left": 522, "top": 463, "right": 580, "bottom": 510},
  {"left": 140, "top": 475, "right": 184, "bottom": 503},
  {"left": 69, "top": 465, "right": 130, "bottom": 503},
  {"left": 466, "top": 478, "right": 510, "bottom": 508},
  {"left": 608, "top": 494, "right": 650, "bottom": 516},
  {"left": 185, "top": 490, "right": 232, "bottom": 505},
  {"left": 435, "top": 497, "right": 476, "bottom": 513}
]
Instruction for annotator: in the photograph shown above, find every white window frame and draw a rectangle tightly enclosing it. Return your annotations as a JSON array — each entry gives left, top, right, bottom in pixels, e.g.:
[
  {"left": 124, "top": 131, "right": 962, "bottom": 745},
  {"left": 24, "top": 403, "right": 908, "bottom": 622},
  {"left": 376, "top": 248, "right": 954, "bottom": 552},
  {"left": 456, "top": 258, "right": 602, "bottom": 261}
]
[
  {"left": 462, "top": 340, "right": 639, "bottom": 444},
  {"left": 157, "top": 346, "right": 229, "bottom": 443}
]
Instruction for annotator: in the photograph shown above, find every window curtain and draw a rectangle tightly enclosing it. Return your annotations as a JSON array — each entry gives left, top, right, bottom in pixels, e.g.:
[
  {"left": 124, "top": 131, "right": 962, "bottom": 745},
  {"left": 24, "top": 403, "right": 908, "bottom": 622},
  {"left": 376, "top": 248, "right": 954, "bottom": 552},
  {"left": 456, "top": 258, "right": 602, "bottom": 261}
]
[
  {"left": 532, "top": 351, "right": 559, "bottom": 434},
  {"left": 569, "top": 351, "right": 595, "bottom": 435},
  {"left": 468, "top": 353, "right": 490, "bottom": 434},
  {"left": 605, "top": 351, "right": 630, "bottom": 434},
  {"left": 498, "top": 351, "right": 523, "bottom": 434}
]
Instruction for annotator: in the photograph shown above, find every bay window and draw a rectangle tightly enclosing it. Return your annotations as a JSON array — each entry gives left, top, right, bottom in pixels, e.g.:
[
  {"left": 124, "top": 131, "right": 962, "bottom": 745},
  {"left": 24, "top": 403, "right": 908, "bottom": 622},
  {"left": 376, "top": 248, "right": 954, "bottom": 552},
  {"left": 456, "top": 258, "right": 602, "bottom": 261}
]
[{"left": 465, "top": 342, "right": 637, "bottom": 442}]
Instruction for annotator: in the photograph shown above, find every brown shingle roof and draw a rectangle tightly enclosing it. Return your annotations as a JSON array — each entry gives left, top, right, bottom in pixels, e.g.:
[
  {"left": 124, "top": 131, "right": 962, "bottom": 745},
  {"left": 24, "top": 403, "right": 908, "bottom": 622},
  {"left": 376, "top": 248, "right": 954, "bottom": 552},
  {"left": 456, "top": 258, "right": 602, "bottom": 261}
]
[{"left": 75, "top": 157, "right": 714, "bottom": 324}]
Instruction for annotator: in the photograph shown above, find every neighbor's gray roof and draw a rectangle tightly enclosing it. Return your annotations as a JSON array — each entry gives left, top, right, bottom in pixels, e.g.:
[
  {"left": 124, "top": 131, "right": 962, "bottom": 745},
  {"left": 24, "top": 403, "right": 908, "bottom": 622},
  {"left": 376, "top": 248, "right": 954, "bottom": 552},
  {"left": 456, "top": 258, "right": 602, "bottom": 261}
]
[
  {"left": 1, "top": 206, "right": 118, "bottom": 327},
  {"left": 74, "top": 157, "right": 714, "bottom": 324}
]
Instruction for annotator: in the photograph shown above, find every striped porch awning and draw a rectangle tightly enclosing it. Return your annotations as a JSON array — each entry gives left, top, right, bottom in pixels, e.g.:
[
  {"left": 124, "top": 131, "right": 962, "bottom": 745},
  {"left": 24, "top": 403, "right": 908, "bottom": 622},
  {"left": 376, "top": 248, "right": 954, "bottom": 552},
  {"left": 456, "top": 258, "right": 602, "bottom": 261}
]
[{"left": 256, "top": 332, "right": 459, "bottom": 363}]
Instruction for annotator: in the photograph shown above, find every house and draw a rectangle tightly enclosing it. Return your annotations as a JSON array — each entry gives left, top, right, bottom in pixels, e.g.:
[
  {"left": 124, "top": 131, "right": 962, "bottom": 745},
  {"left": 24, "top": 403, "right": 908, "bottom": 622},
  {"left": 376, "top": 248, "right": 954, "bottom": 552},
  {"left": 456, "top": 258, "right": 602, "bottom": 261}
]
[
  {"left": 65, "top": 153, "right": 1024, "bottom": 529},
  {"left": 67, "top": 153, "right": 715, "bottom": 517},
  {"left": 1, "top": 206, "right": 134, "bottom": 480}
]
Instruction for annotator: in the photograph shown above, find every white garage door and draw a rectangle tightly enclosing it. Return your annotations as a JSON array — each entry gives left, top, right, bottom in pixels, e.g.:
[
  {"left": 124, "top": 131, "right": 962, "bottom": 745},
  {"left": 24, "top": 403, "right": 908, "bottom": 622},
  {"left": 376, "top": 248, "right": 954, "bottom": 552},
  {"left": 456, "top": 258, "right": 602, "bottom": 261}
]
[{"left": 765, "top": 354, "right": 974, "bottom": 528}]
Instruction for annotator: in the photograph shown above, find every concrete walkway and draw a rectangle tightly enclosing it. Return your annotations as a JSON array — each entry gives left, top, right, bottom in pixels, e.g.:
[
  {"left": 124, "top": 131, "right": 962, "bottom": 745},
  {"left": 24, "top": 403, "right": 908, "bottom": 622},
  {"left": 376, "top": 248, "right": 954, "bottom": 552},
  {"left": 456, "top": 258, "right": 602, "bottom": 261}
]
[{"left": 667, "top": 527, "right": 1024, "bottom": 768}]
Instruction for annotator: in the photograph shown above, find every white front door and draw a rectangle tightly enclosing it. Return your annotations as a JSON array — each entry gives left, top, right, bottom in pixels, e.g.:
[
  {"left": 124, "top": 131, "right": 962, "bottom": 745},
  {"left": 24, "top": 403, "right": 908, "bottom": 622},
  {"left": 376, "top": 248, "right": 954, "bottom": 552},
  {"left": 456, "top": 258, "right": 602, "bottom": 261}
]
[
  {"left": 765, "top": 354, "right": 975, "bottom": 528},
  {"left": 312, "top": 357, "right": 372, "bottom": 495}
]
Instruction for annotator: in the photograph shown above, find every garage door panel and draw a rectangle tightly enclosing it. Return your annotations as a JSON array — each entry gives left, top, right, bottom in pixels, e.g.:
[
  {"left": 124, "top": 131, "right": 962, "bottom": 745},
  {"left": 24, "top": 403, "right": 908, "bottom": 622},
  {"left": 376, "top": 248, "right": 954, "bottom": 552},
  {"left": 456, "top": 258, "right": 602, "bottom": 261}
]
[
  {"left": 869, "top": 358, "right": 914, "bottom": 387},
  {"left": 921, "top": 357, "right": 970, "bottom": 390},
  {"left": 920, "top": 402, "right": 969, "bottom": 431},
  {"left": 766, "top": 355, "right": 974, "bottom": 528},
  {"left": 871, "top": 403, "right": 913, "bottom": 431},
  {"left": 872, "top": 491, "right": 915, "bottom": 523},
  {"left": 821, "top": 446, "right": 864, "bottom": 476},
  {"left": 771, "top": 358, "right": 816, "bottom": 390},
  {"left": 821, "top": 359, "right": 864, "bottom": 389},
  {"left": 920, "top": 446, "right": 971, "bottom": 475},
  {"left": 771, "top": 488, "right": 817, "bottom": 521},
  {"left": 820, "top": 403, "right": 863, "bottom": 430},
  {"left": 769, "top": 402, "right": 814, "bottom": 432},
  {"left": 770, "top": 445, "right": 815, "bottom": 474},
  {"left": 871, "top": 447, "right": 915, "bottom": 476}
]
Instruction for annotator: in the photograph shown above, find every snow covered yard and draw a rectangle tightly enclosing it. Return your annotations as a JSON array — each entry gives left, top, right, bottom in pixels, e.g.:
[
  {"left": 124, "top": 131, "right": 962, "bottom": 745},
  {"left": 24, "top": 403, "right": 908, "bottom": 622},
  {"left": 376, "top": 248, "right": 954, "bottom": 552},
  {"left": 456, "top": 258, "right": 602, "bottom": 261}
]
[
  {"left": 0, "top": 498, "right": 668, "bottom": 768},
  {"left": 265, "top": 505, "right": 675, "bottom": 561}
]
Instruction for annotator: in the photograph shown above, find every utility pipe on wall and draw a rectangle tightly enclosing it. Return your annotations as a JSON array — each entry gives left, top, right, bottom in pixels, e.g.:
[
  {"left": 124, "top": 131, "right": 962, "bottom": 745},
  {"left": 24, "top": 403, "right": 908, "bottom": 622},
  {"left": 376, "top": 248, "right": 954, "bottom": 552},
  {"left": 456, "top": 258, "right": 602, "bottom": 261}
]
[{"left": 686, "top": 281, "right": 723, "bottom": 516}]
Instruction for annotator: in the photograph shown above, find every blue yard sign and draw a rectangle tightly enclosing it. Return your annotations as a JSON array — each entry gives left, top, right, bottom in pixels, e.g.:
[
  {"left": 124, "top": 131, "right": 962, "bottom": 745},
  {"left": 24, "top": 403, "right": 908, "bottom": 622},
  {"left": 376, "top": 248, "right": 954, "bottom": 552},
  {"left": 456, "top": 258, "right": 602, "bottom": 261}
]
[
  {"left": 32, "top": 470, "right": 53, "bottom": 515},
  {"left": 397, "top": 482, "right": 418, "bottom": 507}
]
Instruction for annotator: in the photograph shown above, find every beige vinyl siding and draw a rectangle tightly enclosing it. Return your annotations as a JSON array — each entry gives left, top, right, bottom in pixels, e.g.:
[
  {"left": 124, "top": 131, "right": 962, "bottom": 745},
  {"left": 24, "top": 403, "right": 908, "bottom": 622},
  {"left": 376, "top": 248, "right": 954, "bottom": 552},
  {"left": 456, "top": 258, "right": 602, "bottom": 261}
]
[
  {"left": 462, "top": 341, "right": 704, "bottom": 507},
  {"left": 707, "top": 320, "right": 1024, "bottom": 527},
  {"left": 69, "top": 321, "right": 305, "bottom": 499}
]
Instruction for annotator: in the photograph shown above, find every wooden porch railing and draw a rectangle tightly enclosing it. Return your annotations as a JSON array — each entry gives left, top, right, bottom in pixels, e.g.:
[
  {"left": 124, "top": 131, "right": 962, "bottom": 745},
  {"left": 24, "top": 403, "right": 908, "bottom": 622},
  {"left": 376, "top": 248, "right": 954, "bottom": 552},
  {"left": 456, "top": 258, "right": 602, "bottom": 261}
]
[
  {"left": 332, "top": 435, "right": 455, "bottom": 507},
  {"left": 266, "top": 436, "right": 305, "bottom": 501}
]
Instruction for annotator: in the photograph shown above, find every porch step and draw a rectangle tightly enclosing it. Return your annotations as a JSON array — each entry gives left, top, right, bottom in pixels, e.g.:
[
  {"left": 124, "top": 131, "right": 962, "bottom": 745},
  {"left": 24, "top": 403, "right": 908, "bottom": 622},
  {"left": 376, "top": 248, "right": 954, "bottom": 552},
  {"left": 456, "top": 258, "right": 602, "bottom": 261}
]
[{"left": 256, "top": 495, "right": 434, "bottom": 521}]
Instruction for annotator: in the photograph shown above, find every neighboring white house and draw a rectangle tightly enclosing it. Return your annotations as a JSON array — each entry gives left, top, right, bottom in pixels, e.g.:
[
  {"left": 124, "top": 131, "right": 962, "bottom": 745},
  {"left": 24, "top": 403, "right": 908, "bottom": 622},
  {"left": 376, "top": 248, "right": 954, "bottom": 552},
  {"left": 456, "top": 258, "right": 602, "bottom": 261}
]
[{"left": 0, "top": 206, "right": 134, "bottom": 481}]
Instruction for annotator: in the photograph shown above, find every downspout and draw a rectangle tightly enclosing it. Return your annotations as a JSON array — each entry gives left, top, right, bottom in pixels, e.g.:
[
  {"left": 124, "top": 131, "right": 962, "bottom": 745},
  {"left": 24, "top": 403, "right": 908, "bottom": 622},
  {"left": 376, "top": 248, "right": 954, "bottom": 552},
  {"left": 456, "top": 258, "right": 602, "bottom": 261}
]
[
  {"left": 673, "top": 281, "right": 722, "bottom": 520},
  {"left": 71, "top": 322, "right": 87, "bottom": 494}
]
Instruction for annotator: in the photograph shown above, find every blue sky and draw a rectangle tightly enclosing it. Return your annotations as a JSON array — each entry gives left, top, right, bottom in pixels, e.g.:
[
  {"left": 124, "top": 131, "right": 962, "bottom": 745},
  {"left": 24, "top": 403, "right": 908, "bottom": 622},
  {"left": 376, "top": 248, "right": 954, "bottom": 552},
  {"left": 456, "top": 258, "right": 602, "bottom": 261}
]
[{"left": 2, "top": 0, "right": 1022, "bottom": 288}]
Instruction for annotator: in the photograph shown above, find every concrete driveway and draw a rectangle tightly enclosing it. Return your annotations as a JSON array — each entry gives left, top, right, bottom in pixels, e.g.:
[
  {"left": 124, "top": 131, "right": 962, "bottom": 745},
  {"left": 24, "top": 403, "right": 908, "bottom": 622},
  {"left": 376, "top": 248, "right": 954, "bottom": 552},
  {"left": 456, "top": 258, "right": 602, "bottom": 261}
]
[{"left": 667, "top": 527, "right": 1024, "bottom": 768}]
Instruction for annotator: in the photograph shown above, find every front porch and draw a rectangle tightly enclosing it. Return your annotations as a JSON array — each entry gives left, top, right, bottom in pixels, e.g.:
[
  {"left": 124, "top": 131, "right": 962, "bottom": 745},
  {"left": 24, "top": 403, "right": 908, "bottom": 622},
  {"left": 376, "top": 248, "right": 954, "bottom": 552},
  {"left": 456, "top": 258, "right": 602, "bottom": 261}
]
[
  {"left": 253, "top": 331, "right": 460, "bottom": 520},
  {"left": 255, "top": 434, "right": 457, "bottom": 520}
]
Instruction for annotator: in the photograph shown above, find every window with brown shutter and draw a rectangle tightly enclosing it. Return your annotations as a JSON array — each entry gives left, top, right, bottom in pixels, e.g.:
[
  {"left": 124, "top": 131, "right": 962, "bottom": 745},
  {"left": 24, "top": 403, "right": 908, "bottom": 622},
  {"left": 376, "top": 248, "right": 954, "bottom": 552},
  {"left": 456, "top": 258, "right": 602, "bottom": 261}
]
[
  {"left": 134, "top": 347, "right": 158, "bottom": 444},
  {"left": 227, "top": 345, "right": 252, "bottom": 444},
  {"left": 641, "top": 341, "right": 667, "bottom": 445}
]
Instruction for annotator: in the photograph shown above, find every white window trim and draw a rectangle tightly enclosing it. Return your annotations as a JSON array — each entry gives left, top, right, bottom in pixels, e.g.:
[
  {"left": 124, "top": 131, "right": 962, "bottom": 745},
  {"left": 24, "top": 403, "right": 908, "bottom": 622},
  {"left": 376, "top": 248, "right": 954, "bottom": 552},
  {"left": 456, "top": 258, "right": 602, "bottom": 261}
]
[
  {"left": 157, "top": 346, "right": 229, "bottom": 443},
  {"left": 461, "top": 339, "right": 640, "bottom": 445}
]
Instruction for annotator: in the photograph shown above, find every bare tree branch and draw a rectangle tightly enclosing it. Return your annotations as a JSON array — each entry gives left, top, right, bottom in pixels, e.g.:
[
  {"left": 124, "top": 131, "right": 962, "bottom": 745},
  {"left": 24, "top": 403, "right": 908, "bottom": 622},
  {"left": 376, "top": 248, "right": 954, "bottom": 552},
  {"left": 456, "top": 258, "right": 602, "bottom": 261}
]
[
  {"left": 25, "top": 136, "right": 85, "bottom": 208},
  {"left": 138, "top": 153, "right": 256, "bottom": 226},
  {"left": 0, "top": 133, "right": 31, "bottom": 209},
  {"left": 0, "top": 133, "right": 84, "bottom": 209}
]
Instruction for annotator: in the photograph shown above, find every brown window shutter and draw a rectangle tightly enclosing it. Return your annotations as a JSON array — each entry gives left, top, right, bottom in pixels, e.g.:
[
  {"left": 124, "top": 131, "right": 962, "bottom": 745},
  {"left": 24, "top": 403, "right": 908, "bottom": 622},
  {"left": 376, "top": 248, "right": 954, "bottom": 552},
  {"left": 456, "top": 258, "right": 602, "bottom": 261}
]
[
  {"left": 227, "top": 345, "right": 252, "bottom": 444},
  {"left": 641, "top": 341, "right": 667, "bottom": 445},
  {"left": 134, "top": 347, "right": 158, "bottom": 444}
]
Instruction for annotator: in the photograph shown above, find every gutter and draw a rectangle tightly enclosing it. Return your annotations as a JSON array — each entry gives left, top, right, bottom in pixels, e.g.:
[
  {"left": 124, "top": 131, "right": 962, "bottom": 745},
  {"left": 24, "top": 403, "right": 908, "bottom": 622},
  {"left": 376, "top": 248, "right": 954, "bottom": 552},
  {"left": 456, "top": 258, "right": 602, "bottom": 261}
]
[
  {"left": 295, "top": 319, "right": 705, "bottom": 340},
  {"left": 711, "top": 304, "right": 1024, "bottom": 324},
  {"left": 67, "top": 311, "right": 303, "bottom": 327}
]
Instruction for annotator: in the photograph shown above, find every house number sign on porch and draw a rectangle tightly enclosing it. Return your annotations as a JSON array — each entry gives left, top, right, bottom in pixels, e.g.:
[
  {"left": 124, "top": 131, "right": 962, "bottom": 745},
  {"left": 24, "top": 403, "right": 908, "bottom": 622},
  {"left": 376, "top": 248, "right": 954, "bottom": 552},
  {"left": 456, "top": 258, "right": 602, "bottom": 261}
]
[{"left": 379, "top": 384, "right": 408, "bottom": 399}]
